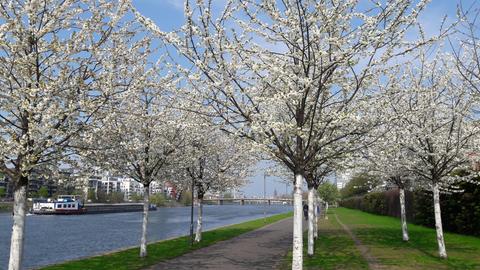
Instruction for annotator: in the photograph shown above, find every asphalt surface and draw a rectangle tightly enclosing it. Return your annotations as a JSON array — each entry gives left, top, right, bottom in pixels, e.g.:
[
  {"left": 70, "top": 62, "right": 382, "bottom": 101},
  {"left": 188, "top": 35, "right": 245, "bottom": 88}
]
[{"left": 147, "top": 217, "right": 294, "bottom": 270}]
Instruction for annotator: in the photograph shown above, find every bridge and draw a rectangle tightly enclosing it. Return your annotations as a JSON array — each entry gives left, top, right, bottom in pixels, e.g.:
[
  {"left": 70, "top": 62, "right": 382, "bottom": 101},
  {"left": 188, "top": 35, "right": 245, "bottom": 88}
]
[{"left": 203, "top": 198, "right": 293, "bottom": 205}]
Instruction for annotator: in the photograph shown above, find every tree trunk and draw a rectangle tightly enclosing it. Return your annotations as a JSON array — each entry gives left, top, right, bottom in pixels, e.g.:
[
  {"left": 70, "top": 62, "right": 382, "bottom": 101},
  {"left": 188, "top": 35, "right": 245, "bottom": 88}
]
[
  {"left": 325, "top": 201, "right": 329, "bottom": 219},
  {"left": 195, "top": 196, "right": 203, "bottom": 242},
  {"left": 292, "top": 173, "right": 303, "bottom": 270},
  {"left": 307, "top": 186, "right": 315, "bottom": 256},
  {"left": 399, "top": 187, "right": 409, "bottom": 241},
  {"left": 313, "top": 193, "right": 318, "bottom": 239},
  {"left": 8, "top": 183, "right": 27, "bottom": 270},
  {"left": 139, "top": 185, "right": 150, "bottom": 257},
  {"left": 433, "top": 183, "right": 447, "bottom": 258}
]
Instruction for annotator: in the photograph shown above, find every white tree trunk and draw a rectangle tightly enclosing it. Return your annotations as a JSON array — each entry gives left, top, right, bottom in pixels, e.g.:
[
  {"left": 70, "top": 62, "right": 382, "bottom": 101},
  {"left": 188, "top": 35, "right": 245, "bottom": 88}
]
[
  {"left": 139, "top": 185, "right": 150, "bottom": 257},
  {"left": 399, "top": 188, "right": 409, "bottom": 241},
  {"left": 325, "top": 201, "right": 329, "bottom": 219},
  {"left": 8, "top": 185, "right": 27, "bottom": 270},
  {"left": 292, "top": 173, "right": 303, "bottom": 270},
  {"left": 195, "top": 197, "right": 203, "bottom": 242},
  {"left": 433, "top": 184, "right": 447, "bottom": 258},
  {"left": 313, "top": 193, "right": 318, "bottom": 239},
  {"left": 307, "top": 186, "right": 315, "bottom": 256}
]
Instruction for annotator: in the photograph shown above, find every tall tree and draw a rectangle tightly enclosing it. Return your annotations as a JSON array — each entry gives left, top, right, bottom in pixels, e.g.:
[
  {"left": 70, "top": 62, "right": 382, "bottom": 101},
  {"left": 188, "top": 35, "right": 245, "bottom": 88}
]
[
  {"left": 359, "top": 118, "right": 416, "bottom": 242},
  {"left": 0, "top": 1, "right": 132, "bottom": 269},
  {"left": 380, "top": 51, "right": 480, "bottom": 258},
  {"left": 134, "top": 1, "right": 428, "bottom": 268},
  {"left": 317, "top": 182, "right": 339, "bottom": 214},
  {"left": 83, "top": 39, "right": 187, "bottom": 258},
  {"left": 181, "top": 125, "right": 253, "bottom": 242}
]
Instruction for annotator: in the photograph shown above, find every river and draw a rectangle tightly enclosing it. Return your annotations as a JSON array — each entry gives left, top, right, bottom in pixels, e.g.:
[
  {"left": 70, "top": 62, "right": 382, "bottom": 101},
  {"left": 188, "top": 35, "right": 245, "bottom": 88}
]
[{"left": 0, "top": 204, "right": 292, "bottom": 269}]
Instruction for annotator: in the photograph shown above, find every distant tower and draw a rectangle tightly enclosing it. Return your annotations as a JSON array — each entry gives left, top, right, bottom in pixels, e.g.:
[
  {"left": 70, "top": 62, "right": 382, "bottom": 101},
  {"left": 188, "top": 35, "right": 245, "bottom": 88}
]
[{"left": 273, "top": 188, "right": 278, "bottom": 198}]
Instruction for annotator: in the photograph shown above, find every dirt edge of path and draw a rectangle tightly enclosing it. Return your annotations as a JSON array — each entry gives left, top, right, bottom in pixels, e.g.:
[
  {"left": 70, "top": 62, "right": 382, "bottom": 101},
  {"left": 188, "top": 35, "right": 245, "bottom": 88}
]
[{"left": 334, "top": 213, "right": 384, "bottom": 270}]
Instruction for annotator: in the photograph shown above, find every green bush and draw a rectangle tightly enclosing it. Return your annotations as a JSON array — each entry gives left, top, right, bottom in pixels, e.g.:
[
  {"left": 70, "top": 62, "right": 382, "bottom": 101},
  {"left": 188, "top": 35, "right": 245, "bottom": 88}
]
[
  {"left": 180, "top": 191, "right": 192, "bottom": 206},
  {"left": 150, "top": 193, "right": 167, "bottom": 206}
]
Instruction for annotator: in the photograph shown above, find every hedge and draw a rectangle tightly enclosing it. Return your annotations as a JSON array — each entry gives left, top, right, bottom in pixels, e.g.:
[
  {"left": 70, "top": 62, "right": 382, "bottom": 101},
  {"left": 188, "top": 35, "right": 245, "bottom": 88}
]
[{"left": 340, "top": 182, "right": 480, "bottom": 236}]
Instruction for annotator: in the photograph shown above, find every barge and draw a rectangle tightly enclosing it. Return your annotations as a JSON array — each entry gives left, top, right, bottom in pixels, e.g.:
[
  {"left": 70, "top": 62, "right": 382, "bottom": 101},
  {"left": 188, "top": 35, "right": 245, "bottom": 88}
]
[
  {"left": 32, "top": 195, "right": 86, "bottom": 215},
  {"left": 31, "top": 195, "right": 157, "bottom": 215}
]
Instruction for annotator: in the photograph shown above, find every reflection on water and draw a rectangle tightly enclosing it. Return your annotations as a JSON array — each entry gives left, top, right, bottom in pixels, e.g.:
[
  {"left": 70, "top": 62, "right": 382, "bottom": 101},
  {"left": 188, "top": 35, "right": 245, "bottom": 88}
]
[{"left": 0, "top": 204, "right": 291, "bottom": 269}]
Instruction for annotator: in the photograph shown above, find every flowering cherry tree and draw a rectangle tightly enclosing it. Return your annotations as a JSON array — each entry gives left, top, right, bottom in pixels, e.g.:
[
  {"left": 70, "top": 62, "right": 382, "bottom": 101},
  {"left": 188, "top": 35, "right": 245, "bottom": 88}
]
[
  {"left": 378, "top": 52, "right": 480, "bottom": 258},
  {"left": 0, "top": 1, "right": 133, "bottom": 269},
  {"left": 305, "top": 163, "right": 332, "bottom": 254},
  {"left": 179, "top": 124, "right": 254, "bottom": 242},
  {"left": 82, "top": 37, "right": 188, "bottom": 257},
  {"left": 133, "top": 1, "right": 429, "bottom": 268},
  {"left": 360, "top": 121, "right": 415, "bottom": 242}
]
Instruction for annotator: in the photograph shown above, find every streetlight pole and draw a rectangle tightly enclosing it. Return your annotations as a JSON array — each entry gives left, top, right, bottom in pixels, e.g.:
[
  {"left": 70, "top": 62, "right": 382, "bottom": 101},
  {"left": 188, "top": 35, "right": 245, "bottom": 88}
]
[
  {"left": 190, "top": 177, "right": 195, "bottom": 246},
  {"left": 263, "top": 172, "right": 266, "bottom": 223}
]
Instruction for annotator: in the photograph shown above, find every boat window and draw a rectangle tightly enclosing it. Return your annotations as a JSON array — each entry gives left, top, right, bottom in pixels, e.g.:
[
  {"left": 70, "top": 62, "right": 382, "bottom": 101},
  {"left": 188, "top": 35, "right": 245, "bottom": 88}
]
[{"left": 57, "top": 204, "right": 62, "bottom": 208}]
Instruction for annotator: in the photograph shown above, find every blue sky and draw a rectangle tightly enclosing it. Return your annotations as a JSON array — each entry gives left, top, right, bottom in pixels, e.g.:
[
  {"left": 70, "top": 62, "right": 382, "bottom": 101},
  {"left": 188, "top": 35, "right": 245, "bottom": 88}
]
[{"left": 131, "top": 0, "right": 470, "bottom": 197}]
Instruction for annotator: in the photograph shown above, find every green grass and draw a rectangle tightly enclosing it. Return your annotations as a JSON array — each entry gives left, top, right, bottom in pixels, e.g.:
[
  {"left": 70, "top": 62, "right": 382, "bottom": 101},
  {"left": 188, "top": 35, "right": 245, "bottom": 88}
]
[
  {"left": 39, "top": 212, "right": 292, "bottom": 270},
  {"left": 279, "top": 211, "right": 369, "bottom": 270},
  {"left": 281, "top": 208, "right": 480, "bottom": 269},
  {"left": 336, "top": 207, "right": 480, "bottom": 270}
]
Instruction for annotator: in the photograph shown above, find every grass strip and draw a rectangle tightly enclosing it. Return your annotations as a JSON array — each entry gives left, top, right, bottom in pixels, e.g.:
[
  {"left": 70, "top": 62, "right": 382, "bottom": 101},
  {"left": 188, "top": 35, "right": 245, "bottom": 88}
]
[
  {"left": 38, "top": 212, "right": 292, "bottom": 270},
  {"left": 336, "top": 207, "right": 480, "bottom": 270},
  {"left": 281, "top": 208, "right": 480, "bottom": 269},
  {"left": 279, "top": 211, "right": 369, "bottom": 270}
]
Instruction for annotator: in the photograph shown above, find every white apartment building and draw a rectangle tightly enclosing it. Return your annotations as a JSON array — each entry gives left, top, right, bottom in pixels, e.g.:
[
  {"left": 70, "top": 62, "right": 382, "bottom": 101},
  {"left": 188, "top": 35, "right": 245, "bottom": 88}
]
[{"left": 118, "top": 177, "right": 144, "bottom": 200}]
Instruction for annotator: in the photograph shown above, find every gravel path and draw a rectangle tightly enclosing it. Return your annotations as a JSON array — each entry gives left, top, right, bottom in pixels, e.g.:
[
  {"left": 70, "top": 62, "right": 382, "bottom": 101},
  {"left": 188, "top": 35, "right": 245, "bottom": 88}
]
[{"left": 146, "top": 217, "right": 294, "bottom": 270}]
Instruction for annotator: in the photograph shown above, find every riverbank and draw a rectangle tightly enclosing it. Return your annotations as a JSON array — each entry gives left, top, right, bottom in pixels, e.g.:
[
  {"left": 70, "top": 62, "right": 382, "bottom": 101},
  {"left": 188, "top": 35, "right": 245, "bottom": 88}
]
[
  {"left": 0, "top": 202, "right": 12, "bottom": 213},
  {"left": 281, "top": 208, "right": 480, "bottom": 269},
  {"left": 39, "top": 211, "right": 293, "bottom": 270}
]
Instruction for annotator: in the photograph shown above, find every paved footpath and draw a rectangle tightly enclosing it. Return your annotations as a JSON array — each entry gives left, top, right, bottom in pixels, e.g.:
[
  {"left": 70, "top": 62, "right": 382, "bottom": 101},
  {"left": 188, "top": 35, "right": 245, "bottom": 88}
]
[{"left": 146, "top": 217, "right": 294, "bottom": 270}]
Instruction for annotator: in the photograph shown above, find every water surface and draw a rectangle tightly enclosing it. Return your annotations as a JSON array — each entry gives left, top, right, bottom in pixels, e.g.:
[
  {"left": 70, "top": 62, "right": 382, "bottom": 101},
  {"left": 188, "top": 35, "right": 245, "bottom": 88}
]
[{"left": 0, "top": 204, "right": 291, "bottom": 269}]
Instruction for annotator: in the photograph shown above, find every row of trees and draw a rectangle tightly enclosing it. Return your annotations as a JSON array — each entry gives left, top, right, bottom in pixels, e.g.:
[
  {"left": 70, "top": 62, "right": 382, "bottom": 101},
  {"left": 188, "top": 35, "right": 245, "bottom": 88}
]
[
  {"left": 133, "top": 1, "right": 432, "bottom": 268},
  {"left": 3, "top": 0, "right": 480, "bottom": 270},
  {"left": 0, "top": 1, "right": 255, "bottom": 269}
]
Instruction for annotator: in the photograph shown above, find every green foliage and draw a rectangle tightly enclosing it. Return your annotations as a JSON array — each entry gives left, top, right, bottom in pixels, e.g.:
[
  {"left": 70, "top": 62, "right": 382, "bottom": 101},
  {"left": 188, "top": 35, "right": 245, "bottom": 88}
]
[
  {"left": 149, "top": 193, "right": 166, "bottom": 206},
  {"left": 0, "top": 187, "right": 6, "bottom": 198},
  {"left": 37, "top": 186, "right": 49, "bottom": 198},
  {"left": 108, "top": 191, "right": 125, "bottom": 203},
  {"left": 87, "top": 188, "right": 97, "bottom": 202},
  {"left": 340, "top": 173, "right": 379, "bottom": 199},
  {"left": 180, "top": 191, "right": 192, "bottom": 206},
  {"left": 39, "top": 212, "right": 293, "bottom": 270},
  {"left": 317, "top": 182, "right": 340, "bottom": 204},
  {"left": 129, "top": 193, "right": 143, "bottom": 202},
  {"left": 87, "top": 190, "right": 125, "bottom": 203}
]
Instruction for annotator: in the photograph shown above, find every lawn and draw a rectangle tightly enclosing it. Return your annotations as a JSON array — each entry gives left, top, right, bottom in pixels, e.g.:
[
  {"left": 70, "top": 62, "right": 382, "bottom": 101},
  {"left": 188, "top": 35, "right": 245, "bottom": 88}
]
[
  {"left": 39, "top": 212, "right": 292, "bottom": 270},
  {"left": 336, "top": 207, "right": 480, "bottom": 270},
  {"left": 282, "top": 208, "right": 480, "bottom": 270},
  {"left": 280, "top": 209, "right": 369, "bottom": 270}
]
